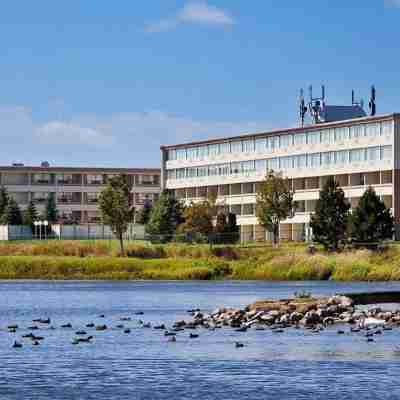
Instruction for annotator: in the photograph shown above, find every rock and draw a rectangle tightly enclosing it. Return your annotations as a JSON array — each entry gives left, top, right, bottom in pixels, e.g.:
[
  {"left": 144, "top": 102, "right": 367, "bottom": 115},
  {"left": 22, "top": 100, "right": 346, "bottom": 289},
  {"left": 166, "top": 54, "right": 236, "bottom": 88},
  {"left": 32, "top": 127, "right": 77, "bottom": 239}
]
[{"left": 300, "top": 310, "right": 320, "bottom": 326}]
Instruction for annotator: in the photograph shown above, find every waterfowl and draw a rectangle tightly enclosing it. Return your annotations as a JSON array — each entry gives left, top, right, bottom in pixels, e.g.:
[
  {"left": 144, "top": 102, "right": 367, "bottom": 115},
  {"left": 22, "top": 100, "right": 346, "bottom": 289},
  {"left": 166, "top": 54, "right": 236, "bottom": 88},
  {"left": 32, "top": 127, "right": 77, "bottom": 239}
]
[
  {"left": 32, "top": 336, "right": 44, "bottom": 341},
  {"left": 95, "top": 324, "right": 107, "bottom": 331},
  {"left": 78, "top": 336, "right": 94, "bottom": 343},
  {"left": 235, "top": 327, "right": 247, "bottom": 333},
  {"left": 7, "top": 325, "right": 18, "bottom": 330},
  {"left": 120, "top": 317, "right": 132, "bottom": 321},
  {"left": 189, "top": 333, "right": 199, "bottom": 339},
  {"left": 116, "top": 324, "right": 124, "bottom": 329},
  {"left": 134, "top": 311, "right": 144, "bottom": 316},
  {"left": 27, "top": 326, "right": 39, "bottom": 330},
  {"left": 72, "top": 339, "right": 80, "bottom": 345},
  {"left": 39, "top": 318, "right": 50, "bottom": 324},
  {"left": 86, "top": 323, "right": 95, "bottom": 328},
  {"left": 235, "top": 342, "right": 244, "bottom": 348},
  {"left": 272, "top": 329, "right": 284, "bottom": 334},
  {"left": 61, "top": 323, "right": 72, "bottom": 329},
  {"left": 154, "top": 324, "right": 166, "bottom": 330},
  {"left": 337, "top": 330, "right": 345, "bottom": 335},
  {"left": 164, "top": 331, "right": 176, "bottom": 337},
  {"left": 22, "top": 333, "right": 36, "bottom": 339},
  {"left": 75, "top": 331, "right": 87, "bottom": 335},
  {"left": 12, "top": 341, "right": 22, "bottom": 348},
  {"left": 123, "top": 329, "right": 131, "bottom": 334},
  {"left": 99, "top": 315, "right": 105, "bottom": 318},
  {"left": 32, "top": 341, "right": 40, "bottom": 346},
  {"left": 142, "top": 323, "right": 151, "bottom": 328},
  {"left": 8, "top": 328, "right": 17, "bottom": 333},
  {"left": 367, "top": 337, "right": 374, "bottom": 342},
  {"left": 167, "top": 336, "right": 176, "bottom": 342}
]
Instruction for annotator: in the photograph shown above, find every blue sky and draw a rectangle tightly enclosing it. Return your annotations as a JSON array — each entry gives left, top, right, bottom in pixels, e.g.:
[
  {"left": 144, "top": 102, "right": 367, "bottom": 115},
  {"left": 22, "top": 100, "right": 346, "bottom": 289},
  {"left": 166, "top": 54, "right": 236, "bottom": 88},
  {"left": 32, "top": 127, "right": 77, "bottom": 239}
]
[{"left": 1, "top": 1, "right": 399, "bottom": 167}]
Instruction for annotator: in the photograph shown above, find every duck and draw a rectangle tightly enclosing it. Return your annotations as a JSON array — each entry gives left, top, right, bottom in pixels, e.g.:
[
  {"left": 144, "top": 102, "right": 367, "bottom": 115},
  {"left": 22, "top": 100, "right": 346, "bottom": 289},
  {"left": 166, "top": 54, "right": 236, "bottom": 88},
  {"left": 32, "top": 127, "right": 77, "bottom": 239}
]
[
  {"left": 167, "top": 336, "right": 176, "bottom": 342},
  {"left": 367, "top": 337, "right": 374, "bottom": 343},
  {"left": 142, "top": 323, "right": 151, "bottom": 328},
  {"left": 120, "top": 317, "right": 132, "bottom": 321},
  {"left": 189, "top": 333, "right": 199, "bottom": 339},
  {"left": 116, "top": 324, "right": 124, "bottom": 329},
  {"left": 75, "top": 331, "right": 87, "bottom": 335},
  {"left": 123, "top": 329, "right": 131, "bottom": 334},
  {"left": 154, "top": 324, "right": 166, "bottom": 330},
  {"left": 12, "top": 341, "right": 22, "bottom": 348},
  {"left": 99, "top": 315, "right": 105, "bottom": 318},
  {"left": 61, "top": 323, "right": 72, "bottom": 329},
  {"left": 134, "top": 311, "right": 144, "bottom": 316},
  {"left": 164, "top": 331, "right": 176, "bottom": 337},
  {"left": 7, "top": 324, "right": 18, "bottom": 330},
  {"left": 32, "top": 341, "right": 40, "bottom": 346},
  {"left": 39, "top": 318, "right": 50, "bottom": 324},
  {"left": 235, "top": 342, "right": 244, "bottom": 348},
  {"left": 22, "top": 333, "right": 36, "bottom": 339},
  {"left": 86, "top": 323, "right": 95, "bottom": 328},
  {"left": 95, "top": 324, "right": 107, "bottom": 331},
  {"left": 27, "top": 326, "right": 39, "bottom": 330},
  {"left": 337, "top": 330, "right": 345, "bottom": 335},
  {"left": 76, "top": 336, "right": 94, "bottom": 343}
]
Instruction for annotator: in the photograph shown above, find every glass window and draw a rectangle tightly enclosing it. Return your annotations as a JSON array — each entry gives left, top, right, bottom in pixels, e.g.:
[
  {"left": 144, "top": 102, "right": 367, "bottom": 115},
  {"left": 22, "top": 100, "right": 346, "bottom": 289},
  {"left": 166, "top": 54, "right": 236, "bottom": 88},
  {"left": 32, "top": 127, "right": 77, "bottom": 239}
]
[
  {"left": 349, "top": 125, "right": 364, "bottom": 139},
  {"left": 218, "top": 164, "right": 230, "bottom": 176},
  {"left": 280, "top": 156, "right": 293, "bottom": 169},
  {"left": 294, "top": 133, "right": 307, "bottom": 146},
  {"left": 242, "top": 139, "right": 255, "bottom": 153},
  {"left": 321, "top": 129, "right": 335, "bottom": 144},
  {"left": 197, "top": 166, "right": 208, "bottom": 177},
  {"left": 366, "top": 146, "right": 380, "bottom": 161},
  {"left": 208, "top": 165, "right": 218, "bottom": 176},
  {"left": 308, "top": 153, "right": 321, "bottom": 167},
  {"left": 255, "top": 138, "right": 267, "bottom": 152},
  {"left": 255, "top": 159, "right": 267, "bottom": 172},
  {"left": 366, "top": 123, "right": 380, "bottom": 137},
  {"left": 267, "top": 136, "right": 279, "bottom": 151},
  {"left": 280, "top": 134, "right": 293, "bottom": 148},
  {"left": 167, "top": 170, "right": 176, "bottom": 180},
  {"left": 381, "top": 121, "right": 393, "bottom": 137},
  {"left": 335, "top": 127, "right": 349, "bottom": 142},
  {"left": 230, "top": 141, "right": 242, "bottom": 153},
  {"left": 167, "top": 149, "right": 176, "bottom": 161},
  {"left": 186, "top": 168, "right": 197, "bottom": 178},
  {"left": 219, "top": 142, "right": 230, "bottom": 154},
  {"left": 186, "top": 147, "right": 198, "bottom": 161},
  {"left": 242, "top": 204, "right": 255, "bottom": 216},
  {"left": 231, "top": 162, "right": 241, "bottom": 174},
  {"left": 381, "top": 145, "right": 392, "bottom": 160},
  {"left": 350, "top": 149, "right": 366, "bottom": 163},
  {"left": 267, "top": 158, "right": 279, "bottom": 171},
  {"left": 321, "top": 152, "right": 334, "bottom": 166},
  {"left": 241, "top": 160, "right": 255, "bottom": 172},
  {"left": 208, "top": 144, "right": 219, "bottom": 157},
  {"left": 295, "top": 154, "right": 307, "bottom": 168},
  {"left": 308, "top": 131, "right": 320, "bottom": 145},
  {"left": 335, "top": 150, "right": 349, "bottom": 164},
  {"left": 176, "top": 149, "right": 187, "bottom": 161},
  {"left": 197, "top": 146, "right": 208, "bottom": 159},
  {"left": 176, "top": 169, "right": 186, "bottom": 179}
]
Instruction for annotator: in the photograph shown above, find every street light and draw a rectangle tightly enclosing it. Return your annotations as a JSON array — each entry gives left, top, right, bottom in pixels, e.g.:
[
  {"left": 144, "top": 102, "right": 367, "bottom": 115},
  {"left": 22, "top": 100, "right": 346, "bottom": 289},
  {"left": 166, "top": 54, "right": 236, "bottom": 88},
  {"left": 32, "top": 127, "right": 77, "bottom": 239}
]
[{"left": 33, "top": 220, "right": 49, "bottom": 240}]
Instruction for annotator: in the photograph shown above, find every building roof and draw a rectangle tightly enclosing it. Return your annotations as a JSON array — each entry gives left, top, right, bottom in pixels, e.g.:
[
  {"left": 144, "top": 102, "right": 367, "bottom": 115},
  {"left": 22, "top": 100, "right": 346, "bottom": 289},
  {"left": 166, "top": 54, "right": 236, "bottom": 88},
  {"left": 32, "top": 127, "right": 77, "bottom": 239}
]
[
  {"left": 160, "top": 113, "right": 398, "bottom": 150},
  {"left": 0, "top": 165, "right": 160, "bottom": 174},
  {"left": 321, "top": 105, "right": 366, "bottom": 123}
]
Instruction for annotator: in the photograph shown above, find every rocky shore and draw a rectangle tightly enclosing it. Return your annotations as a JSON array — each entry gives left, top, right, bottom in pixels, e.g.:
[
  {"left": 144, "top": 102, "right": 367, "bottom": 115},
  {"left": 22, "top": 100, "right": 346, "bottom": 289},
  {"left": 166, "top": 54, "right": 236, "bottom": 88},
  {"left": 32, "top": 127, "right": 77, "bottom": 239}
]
[{"left": 174, "top": 294, "right": 400, "bottom": 333}]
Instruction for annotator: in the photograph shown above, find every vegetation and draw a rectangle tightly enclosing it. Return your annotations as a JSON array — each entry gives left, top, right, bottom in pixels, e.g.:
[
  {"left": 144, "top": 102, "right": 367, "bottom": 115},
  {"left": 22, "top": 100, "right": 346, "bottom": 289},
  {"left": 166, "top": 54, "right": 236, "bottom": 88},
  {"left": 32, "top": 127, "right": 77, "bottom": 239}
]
[
  {"left": 1, "top": 198, "right": 23, "bottom": 225},
  {"left": 136, "top": 200, "right": 152, "bottom": 226},
  {"left": 45, "top": 193, "right": 58, "bottom": 223},
  {"left": 256, "top": 171, "right": 295, "bottom": 247},
  {"left": 146, "top": 191, "right": 184, "bottom": 238},
  {"left": 0, "top": 186, "right": 9, "bottom": 221},
  {"left": 179, "top": 200, "right": 214, "bottom": 237},
  {"left": 23, "top": 200, "right": 39, "bottom": 228},
  {"left": 98, "top": 175, "right": 135, "bottom": 255},
  {"left": 350, "top": 187, "right": 393, "bottom": 244},
  {"left": 310, "top": 177, "right": 350, "bottom": 251}
]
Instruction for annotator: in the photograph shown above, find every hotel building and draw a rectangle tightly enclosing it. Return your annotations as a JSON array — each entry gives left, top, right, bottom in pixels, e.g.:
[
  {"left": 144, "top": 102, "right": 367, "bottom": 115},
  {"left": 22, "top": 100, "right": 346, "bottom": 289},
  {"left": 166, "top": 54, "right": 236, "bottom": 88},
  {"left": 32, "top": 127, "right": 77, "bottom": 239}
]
[
  {"left": 161, "top": 113, "right": 398, "bottom": 241},
  {"left": 0, "top": 164, "right": 160, "bottom": 224}
]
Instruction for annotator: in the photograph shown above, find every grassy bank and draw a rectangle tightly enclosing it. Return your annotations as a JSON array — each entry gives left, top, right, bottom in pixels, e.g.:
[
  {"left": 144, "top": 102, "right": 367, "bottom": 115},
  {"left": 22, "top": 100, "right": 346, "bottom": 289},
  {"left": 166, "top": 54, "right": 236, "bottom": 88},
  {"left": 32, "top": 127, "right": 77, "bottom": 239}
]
[{"left": 0, "top": 241, "right": 400, "bottom": 280}]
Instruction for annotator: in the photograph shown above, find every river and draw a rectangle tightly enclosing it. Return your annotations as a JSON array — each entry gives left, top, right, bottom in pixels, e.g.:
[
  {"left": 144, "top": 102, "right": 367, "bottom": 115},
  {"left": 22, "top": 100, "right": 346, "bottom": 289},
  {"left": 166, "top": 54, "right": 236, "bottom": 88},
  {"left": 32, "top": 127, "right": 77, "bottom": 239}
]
[{"left": 1, "top": 280, "right": 400, "bottom": 399}]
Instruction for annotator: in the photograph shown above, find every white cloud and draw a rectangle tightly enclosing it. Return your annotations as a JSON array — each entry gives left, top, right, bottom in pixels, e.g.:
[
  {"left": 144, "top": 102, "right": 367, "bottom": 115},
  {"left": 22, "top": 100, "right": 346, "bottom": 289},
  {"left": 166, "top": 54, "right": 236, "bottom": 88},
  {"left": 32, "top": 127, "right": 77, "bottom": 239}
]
[
  {"left": 0, "top": 105, "right": 273, "bottom": 167},
  {"left": 145, "top": 1, "right": 234, "bottom": 33}
]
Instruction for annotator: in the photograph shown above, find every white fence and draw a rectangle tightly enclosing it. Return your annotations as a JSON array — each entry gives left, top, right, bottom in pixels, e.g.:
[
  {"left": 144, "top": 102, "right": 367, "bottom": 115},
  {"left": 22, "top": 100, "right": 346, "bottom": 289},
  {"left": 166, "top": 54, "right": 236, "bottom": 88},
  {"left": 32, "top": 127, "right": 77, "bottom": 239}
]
[{"left": 0, "top": 224, "right": 146, "bottom": 241}]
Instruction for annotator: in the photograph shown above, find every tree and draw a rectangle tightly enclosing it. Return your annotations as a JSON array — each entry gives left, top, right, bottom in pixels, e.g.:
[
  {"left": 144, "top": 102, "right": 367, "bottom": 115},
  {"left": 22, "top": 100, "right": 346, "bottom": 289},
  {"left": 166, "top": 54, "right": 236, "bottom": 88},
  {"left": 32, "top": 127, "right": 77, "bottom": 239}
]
[
  {"left": 215, "top": 212, "right": 227, "bottom": 234},
  {"left": 45, "top": 193, "right": 58, "bottom": 223},
  {"left": 256, "top": 171, "right": 296, "bottom": 247},
  {"left": 136, "top": 200, "right": 152, "bottom": 226},
  {"left": 178, "top": 200, "right": 214, "bottom": 238},
  {"left": 0, "top": 186, "right": 9, "bottom": 221},
  {"left": 310, "top": 176, "right": 350, "bottom": 251},
  {"left": 350, "top": 186, "right": 393, "bottom": 244},
  {"left": 146, "top": 191, "right": 184, "bottom": 238},
  {"left": 214, "top": 212, "right": 239, "bottom": 244},
  {"left": 23, "top": 200, "right": 39, "bottom": 228},
  {"left": 2, "top": 198, "right": 23, "bottom": 225},
  {"left": 98, "top": 175, "right": 135, "bottom": 255}
]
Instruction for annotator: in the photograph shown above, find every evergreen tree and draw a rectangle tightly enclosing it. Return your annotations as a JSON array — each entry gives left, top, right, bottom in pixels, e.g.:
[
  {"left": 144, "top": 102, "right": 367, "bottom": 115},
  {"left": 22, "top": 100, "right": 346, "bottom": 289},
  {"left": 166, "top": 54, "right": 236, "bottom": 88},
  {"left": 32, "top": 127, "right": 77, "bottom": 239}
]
[
  {"left": 23, "top": 200, "right": 38, "bottom": 228},
  {"left": 351, "top": 186, "right": 393, "bottom": 243},
  {"left": 215, "top": 212, "right": 227, "bottom": 234},
  {"left": 136, "top": 200, "right": 153, "bottom": 225},
  {"left": 146, "top": 191, "right": 184, "bottom": 238},
  {"left": 179, "top": 200, "right": 214, "bottom": 237},
  {"left": 310, "top": 177, "right": 350, "bottom": 251},
  {"left": 2, "top": 198, "right": 23, "bottom": 225},
  {"left": 256, "top": 171, "right": 296, "bottom": 247},
  {"left": 0, "top": 186, "right": 9, "bottom": 221},
  {"left": 98, "top": 175, "right": 135, "bottom": 255},
  {"left": 45, "top": 193, "right": 58, "bottom": 223}
]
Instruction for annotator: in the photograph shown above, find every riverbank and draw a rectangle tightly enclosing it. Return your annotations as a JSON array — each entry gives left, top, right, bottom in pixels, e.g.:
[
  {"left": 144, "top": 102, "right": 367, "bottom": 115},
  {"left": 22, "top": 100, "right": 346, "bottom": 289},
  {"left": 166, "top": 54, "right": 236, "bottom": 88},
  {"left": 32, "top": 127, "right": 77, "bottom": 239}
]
[{"left": 0, "top": 241, "right": 400, "bottom": 280}]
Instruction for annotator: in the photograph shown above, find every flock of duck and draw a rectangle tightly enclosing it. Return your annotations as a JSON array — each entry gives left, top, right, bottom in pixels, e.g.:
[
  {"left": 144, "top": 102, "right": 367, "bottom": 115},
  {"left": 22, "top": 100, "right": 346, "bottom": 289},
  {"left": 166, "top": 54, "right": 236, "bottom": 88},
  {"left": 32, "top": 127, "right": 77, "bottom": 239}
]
[{"left": 4, "top": 308, "right": 396, "bottom": 351}]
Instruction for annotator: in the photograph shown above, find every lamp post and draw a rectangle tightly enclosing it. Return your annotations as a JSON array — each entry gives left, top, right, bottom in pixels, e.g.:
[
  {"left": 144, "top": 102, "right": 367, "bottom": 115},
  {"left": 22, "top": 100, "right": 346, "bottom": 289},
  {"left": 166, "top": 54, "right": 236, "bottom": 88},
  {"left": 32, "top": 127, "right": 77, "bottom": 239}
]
[
  {"left": 43, "top": 220, "right": 49, "bottom": 240},
  {"left": 33, "top": 221, "right": 39, "bottom": 240},
  {"left": 33, "top": 220, "right": 49, "bottom": 240}
]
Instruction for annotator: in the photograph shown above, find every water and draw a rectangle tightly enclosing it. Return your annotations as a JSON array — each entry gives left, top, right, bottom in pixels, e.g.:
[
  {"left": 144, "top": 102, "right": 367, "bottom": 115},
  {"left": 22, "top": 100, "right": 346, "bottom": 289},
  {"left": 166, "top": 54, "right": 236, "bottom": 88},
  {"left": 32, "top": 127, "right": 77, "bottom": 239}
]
[{"left": 1, "top": 280, "right": 400, "bottom": 399}]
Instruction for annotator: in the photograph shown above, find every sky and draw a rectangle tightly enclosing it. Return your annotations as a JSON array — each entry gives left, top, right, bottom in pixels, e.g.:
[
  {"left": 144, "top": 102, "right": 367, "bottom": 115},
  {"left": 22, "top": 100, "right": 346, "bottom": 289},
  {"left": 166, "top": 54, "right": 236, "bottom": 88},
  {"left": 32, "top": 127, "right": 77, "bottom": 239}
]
[{"left": 1, "top": 1, "right": 400, "bottom": 168}]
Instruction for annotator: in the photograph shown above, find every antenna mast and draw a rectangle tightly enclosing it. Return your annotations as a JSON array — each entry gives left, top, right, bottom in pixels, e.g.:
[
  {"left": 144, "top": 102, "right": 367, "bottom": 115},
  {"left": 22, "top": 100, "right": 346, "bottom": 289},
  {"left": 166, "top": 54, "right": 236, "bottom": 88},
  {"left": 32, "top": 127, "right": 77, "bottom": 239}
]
[
  {"left": 369, "top": 85, "right": 376, "bottom": 116},
  {"left": 299, "top": 88, "right": 307, "bottom": 127}
]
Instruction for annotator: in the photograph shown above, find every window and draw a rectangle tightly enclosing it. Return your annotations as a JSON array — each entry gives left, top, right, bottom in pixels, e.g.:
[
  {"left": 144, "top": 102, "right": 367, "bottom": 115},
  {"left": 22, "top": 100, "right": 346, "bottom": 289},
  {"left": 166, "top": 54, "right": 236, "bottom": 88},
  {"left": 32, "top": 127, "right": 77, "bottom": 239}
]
[
  {"left": 241, "top": 160, "right": 255, "bottom": 173},
  {"left": 255, "top": 159, "right": 267, "bottom": 172},
  {"left": 381, "top": 121, "right": 393, "bottom": 137},
  {"left": 335, "top": 127, "right": 349, "bottom": 142},
  {"left": 231, "top": 162, "right": 241, "bottom": 174},
  {"left": 219, "top": 142, "right": 230, "bottom": 154},
  {"left": 197, "top": 146, "right": 208, "bottom": 159},
  {"left": 167, "top": 149, "right": 176, "bottom": 161},
  {"left": 186, "top": 167, "right": 197, "bottom": 178},
  {"left": 366, "top": 123, "right": 380, "bottom": 137},
  {"left": 350, "top": 149, "right": 366, "bottom": 163},
  {"left": 176, "top": 149, "right": 186, "bottom": 161},
  {"left": 197, "top": 166, "right": 208, "bottom": 177},
  {"left": 176, "top": 169, "right": 186, "bottom": 179},
  {"left": 366, "top": 147, "right": 380, "bottom": 161},
  {"left": 242, "top": 139, "right": 255, "bottom": 153},
  {"left": 230, "top": 141, "right": 242, "bottom": 153},
  {"left": 186, "top": 147, "right": 198, "bottom": 161},
  {"left": 294, "top": 133, "right": 307, "bottom": 146},
  {"left": 295, "top": 154, "right": 307, "bottom": 168},
  {"left": 266, "top": 136, "right": 279, "bottom": 151},
  {"left": 208, "top": 165, "right": 218, "bottom": 176},
  {"left": 267, "top": 158, "right": 279, "bottom": 171},
  {"left": 381, "top": 145, "right": 392, "bottom": 160},
  {"left": 321, "top": 152, "right": 334, "bottom": 166},
  {"left": 307, "top": 153, "right": 321, "bottom": 167},
  {"left": 255, "top": 138, "right": 267, "bottom": 152},
  {"left": 167, "top": 170, "right": 176, "bottom": 180},
  {"left": 86, "top": 192, "right": 99, "bottom": 204},
  {"left": 335, "top": 150, "right": 349, "bottom": 164},
  {"left": 242, "top": 204, "right": 255, "bottom": 215},
  {"left": 321, "top": 129, "right": 335, "bottom": 144},
  {"left": 218, "top": 164, "right": 230, "bottom": 176},
  {"left": 86, "top": 174, "right": 103, "bottom": 185},
  {"left": 208, "top": 144, "right": 219, "bottom": 157},
  {"left": 307, "top": 131, "right": 320, "bottom": 145},
  {"left": 280, "top": 156, "right": 293, "bottom": 169},
  {"left": 349, "top": 125, "right": 364, "bottom": 139},
  {"left": 280, "top": 134, "right": 293, "bottom": 148}
]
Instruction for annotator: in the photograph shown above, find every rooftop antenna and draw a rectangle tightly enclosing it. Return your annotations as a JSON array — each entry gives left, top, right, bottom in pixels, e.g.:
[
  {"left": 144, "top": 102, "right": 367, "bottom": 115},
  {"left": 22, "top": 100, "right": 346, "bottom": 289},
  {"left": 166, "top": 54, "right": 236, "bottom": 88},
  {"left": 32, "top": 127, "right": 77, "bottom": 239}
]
[
  {"left": 351, "top": 90, "right": 364, "bottom": 109},
  {"left": 299, "top": 88, "right": 307, "bottom": 127},
  {"left": 369, "top": 85, "right": 376, "bottom": 116},
  {"left": 308, "top": 84, "right": 325, "bottom": 124}
]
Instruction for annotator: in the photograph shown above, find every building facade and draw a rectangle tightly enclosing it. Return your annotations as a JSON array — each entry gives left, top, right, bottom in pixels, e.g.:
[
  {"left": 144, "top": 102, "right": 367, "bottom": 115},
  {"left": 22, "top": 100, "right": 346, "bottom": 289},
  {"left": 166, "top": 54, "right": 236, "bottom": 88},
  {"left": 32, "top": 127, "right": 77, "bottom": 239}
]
[
  {"left": 161, "top": 113, "right": 399, "bottom": 241},
  {"left": 0, "top": 165, "right": 160, "bottom": 224}
]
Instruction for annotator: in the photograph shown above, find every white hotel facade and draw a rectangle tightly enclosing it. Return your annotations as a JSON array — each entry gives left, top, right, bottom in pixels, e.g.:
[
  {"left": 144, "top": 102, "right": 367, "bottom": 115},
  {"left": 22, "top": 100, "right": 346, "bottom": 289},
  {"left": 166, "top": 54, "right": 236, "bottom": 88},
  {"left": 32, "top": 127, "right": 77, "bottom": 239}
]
[{"left": 161, "top": 113, "right": 399, "bottom": 242}]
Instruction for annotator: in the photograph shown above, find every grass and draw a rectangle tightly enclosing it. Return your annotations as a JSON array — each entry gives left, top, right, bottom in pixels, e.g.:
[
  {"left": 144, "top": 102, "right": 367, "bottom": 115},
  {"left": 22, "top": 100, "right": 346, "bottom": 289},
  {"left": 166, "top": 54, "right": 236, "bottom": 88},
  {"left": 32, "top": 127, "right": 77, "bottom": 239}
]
[{"left": 0, "top": 240, "right": 400, "bottom": 281}]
